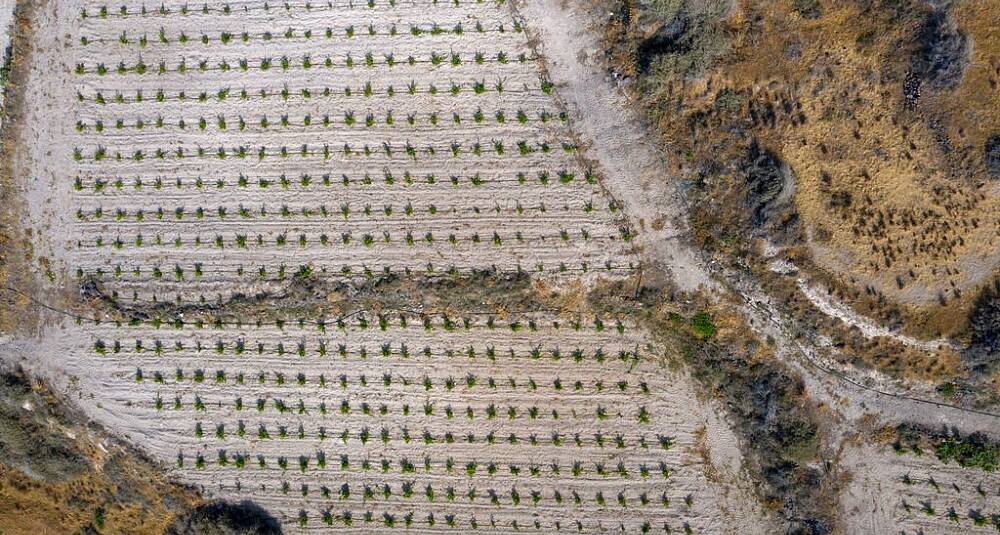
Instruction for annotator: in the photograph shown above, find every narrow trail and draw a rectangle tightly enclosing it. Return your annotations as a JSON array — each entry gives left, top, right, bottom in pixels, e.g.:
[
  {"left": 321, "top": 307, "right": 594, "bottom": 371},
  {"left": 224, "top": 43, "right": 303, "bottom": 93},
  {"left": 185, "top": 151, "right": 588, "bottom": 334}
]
[
  {"left": 795, "top": 279, "right": 956, "bottom": 352},
  {"left": 516, "top": 0, "right": 1000, "bottom": 438}
]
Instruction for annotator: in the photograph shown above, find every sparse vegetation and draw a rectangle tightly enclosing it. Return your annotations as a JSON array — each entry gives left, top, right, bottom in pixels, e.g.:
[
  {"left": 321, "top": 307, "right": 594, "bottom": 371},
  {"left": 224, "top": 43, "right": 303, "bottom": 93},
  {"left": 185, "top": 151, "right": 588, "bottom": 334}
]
[
  {"left": 896, "top": 424, "right": 1000, "bottom": 473},
  {"left": 599, "top": 0, "right": 1000, "bottom": 394}
]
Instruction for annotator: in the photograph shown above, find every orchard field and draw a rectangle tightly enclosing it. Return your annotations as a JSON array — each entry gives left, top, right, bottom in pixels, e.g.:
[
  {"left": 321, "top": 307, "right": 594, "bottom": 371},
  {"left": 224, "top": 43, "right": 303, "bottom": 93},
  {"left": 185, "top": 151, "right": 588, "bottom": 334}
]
[
  {"left": 60, "top": 313, "right": 726, "bottom": 532},
  {"left": 842, "top": 444, "right": 1000, "bottom": 534},
  {"left": 41, "top": 0, "right": 731, "bottom": 532},
  {"left": 70, "top": 0, "right": 636, "bottom": 304}
]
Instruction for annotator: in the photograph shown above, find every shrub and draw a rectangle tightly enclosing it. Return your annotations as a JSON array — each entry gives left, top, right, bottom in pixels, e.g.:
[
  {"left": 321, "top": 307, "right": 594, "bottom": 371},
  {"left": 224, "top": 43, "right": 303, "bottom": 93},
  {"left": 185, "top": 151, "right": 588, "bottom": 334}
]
[
  {"left": 691, "top": 312, "right": 716, "bottom": 339},
  {"left": 935, "top": 435, "right": 999, "bottom": 472},
  {"left": 985, "top": 134, "right": 1000, "bottom": 178}
]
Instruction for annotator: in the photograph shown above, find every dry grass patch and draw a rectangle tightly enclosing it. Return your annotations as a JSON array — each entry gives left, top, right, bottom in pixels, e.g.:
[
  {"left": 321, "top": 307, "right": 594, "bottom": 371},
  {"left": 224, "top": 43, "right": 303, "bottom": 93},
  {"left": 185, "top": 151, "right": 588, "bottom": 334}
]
[
  {"left": 599, "top": 0, "right": 1000, "bottom": 373},
  {"left": 0, "top": 367, "right": 202, "bottom": 535}
]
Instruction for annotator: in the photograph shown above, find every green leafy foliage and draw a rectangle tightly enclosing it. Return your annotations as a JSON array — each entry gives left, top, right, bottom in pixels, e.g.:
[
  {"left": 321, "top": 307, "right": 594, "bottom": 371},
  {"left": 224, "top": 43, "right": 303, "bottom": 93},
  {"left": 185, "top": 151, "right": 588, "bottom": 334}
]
[
  {"left": 934, "top": 436, "right": 999, "bottom": 472},
  {"left": 690, "top": 312, "right": 716, "bottom": 339}
]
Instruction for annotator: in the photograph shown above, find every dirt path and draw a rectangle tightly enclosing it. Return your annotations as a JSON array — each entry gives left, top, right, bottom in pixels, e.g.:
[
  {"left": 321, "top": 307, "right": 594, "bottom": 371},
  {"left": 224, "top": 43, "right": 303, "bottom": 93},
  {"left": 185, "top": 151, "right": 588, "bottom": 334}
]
[
  {"left": 514, "top": 0, "right": 714, "bottom": 295},
  {"left": 796, "top": 279, "right": 956, "bottom": 352},
  {"left": 0, "top": 0, "right": 13, "bottom": 117},
  {"left": 516, "top": 0, "right": 1000, "bottom": 439}
]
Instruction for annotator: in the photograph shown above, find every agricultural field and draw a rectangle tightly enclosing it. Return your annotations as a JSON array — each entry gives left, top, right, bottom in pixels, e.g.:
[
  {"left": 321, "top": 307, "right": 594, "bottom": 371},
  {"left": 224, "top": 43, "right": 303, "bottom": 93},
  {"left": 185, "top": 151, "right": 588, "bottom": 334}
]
[
  {"left": 7, "top": 0, "right": 999, "bottom": 532},
  {"left": 68, "top": 0, "right": 637, "bottom": 305},
  {"left": 53, "top": 313, "right": 730, "bottom": 532},
  {"left": 0, "top": 0, "right": 744, "bottom": 532},
  {"left": 842, "top": 443, "right": 1000, "bottom": 534}
]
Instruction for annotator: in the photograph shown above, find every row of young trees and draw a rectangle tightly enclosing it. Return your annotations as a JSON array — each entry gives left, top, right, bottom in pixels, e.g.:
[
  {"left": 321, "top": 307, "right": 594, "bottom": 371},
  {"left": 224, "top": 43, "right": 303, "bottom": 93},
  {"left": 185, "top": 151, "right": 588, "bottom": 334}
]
[
  {"left": 82, "top": 21, "right": 520, "bottom": 47},
  {"left": 173, "top": 395, "right": 649, "bottom": 419},
  {"left": 298, "top": 508, "right": 695, "bottom": 534},
  {"left": 169, "top": 423, "right": 669, "bottom": 449},
  {"left": 76, "top": 108, "right": 569, "bottom": 132},
  {"left": 74, "top": 139, "right": 577, "bottom": 162},
  {"left": 181, "top": 447, "right": 672, "bottom": 480},
  {"left": 82, "top": 0, "right": 498, "bottom": 20},
  {"left": 141, "top": 367, "right": 645, "bottom": 389},
  {"left": 178, "top": 438, "right": 672, "bottom": 472},
  {"left": 183, "top": 467, "right": 675, "bottom": 510},
  {"left": 75, "top": 199, "right": 600, "bottom": 221},
  {"left": 74, "top": 168, "right": 601, "bottom": 192},
  {"left": 89, "top": 311, "right": 632, "bottom": 333},
  {"left": 899, "top": 498, "right": 1000, "bottom": 530},
  {"left": 79, "top": 228, "right": 612, "bottom": 251},
  {"left": 172, "top": 396, "right": 649, "bottom": 423},
  {"left": 78, "top": 258, "right": 635, "bottom": 283},
  {"left": 101, "top": 337, "right": 635, "bottom": 358},
  {"left": 172, "top": 395, "right": 651, "bottom": 422},
  {"left": 75, "top": 51, "right": 536, "bottom": 77},
  {"left": 76, "top": 78, "right": 555, "bottom": 105}
]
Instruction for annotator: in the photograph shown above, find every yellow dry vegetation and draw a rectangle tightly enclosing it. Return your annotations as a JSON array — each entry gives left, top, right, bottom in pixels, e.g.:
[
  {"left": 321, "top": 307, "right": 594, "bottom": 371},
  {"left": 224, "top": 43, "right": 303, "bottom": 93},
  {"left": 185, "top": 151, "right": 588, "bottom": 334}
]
[
  {"left": 756, "top": 0, "right": 1000, "bottom": 305},
  {"left": 838, "top": 334, "right": 964, "bottom": 382},
  {"left": 0, "top": 380, "right": 200, "bottom": 535},
  {"left": 0, "top": 456, "right": 198, "bottom": 535},
  {"left": 615, "top": 0, "right": 1000, "bottom": 339}
]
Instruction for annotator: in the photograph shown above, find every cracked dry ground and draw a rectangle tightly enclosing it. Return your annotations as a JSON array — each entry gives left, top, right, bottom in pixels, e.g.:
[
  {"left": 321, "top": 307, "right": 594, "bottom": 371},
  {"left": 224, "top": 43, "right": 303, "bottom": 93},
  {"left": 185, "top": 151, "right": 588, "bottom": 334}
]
[{"left": 9, "top": 0, "right": 749, "bottom": 532}]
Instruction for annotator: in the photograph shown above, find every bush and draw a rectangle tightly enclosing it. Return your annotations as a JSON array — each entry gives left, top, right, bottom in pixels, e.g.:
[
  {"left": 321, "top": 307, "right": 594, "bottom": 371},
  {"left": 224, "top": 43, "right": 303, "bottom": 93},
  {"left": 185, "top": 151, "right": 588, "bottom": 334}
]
[
  {"left": 897, "top": 425, "right": 1000, "bottom": 472},
  {"left": 935, "top": 436, "right": 998, "bottom": 472},
  {"left": 742, "top": 142, "right": 788, "bottom": 228},
  {"left": 691, "top": 312, "right": 716, "bottom": 339},
  {"left": 966, "top": 278, "right": 1000, "bottom": 370},
  {"left": 908, "top": 8, "right": 968, "bottom": 96},
  {"left": 984, "top": 134, "right": 1000, "bottom": 178},
  {"left": 793, "top": 0, "right": 822, "bottom": 19},
  {"left": 166, "top": 501, "right": 282, "bottom": 535}
]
